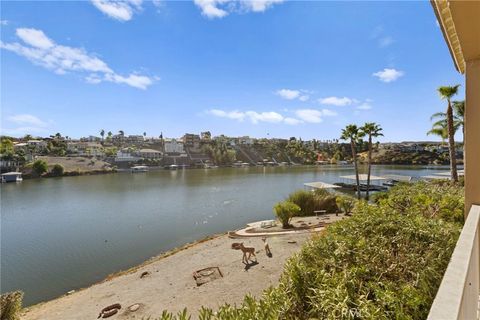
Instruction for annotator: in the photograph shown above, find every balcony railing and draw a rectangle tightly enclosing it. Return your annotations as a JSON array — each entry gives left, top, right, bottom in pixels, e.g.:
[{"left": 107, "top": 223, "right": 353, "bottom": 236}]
[{"left": 428, "top": 204, "right": 480, "bottom": 320}]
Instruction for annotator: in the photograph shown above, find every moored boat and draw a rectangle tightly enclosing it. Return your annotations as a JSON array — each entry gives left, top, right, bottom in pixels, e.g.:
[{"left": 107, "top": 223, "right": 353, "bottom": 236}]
[
  {"left": 1, "top": 172, "right": 23, "bottom": 183},
  {"left": 131, "top": 165, "right": 149, "bottom": 172}
]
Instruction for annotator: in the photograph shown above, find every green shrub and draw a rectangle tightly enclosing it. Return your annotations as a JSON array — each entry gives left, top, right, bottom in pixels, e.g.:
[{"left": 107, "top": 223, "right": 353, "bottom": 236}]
[
  {"left": 316, "top": 194, "right": 339, "bottom": 213},
  {"left": 278, "top": 203, "right": 460, "bottom": 319},
  {"left": 50, "top": 164, "right": 65, "bottom": 176},
  {"left": 287, "top": 189, "right": 339, "bottom": 216},
  {"left": 378, "top": 181, "right": 464, "bottom": 224},
  {"left": 336, "top": 195, "right": 356, "bottom": 214},
  {"left": 1, "top": 291, "right": 24, "bottom": 320},
  {"left": 32, "top": 159, "right": 48, "bottom": 176},
  {"left": 273, "top": 201, "right": 301, "bottom": 228},
  {"left": 287, "top": 190, "right": 316, "bottom": 216},
  {"left": 155, "top": 181, "right": 463, "bottom": 319}
]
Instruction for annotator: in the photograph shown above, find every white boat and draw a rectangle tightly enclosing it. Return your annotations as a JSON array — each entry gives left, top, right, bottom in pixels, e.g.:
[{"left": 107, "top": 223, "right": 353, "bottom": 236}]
[
  {"left": 167, "top": 164, "right": 179, "bottom": 170},
  {"left": 1, "top": 172, "right": 23, "bottom": 182},
  {"left": 131, "top": 165, "right": 149, "bottom": 172}
]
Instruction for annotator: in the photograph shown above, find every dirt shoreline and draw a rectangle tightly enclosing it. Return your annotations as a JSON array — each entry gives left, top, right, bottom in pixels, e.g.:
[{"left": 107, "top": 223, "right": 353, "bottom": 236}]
[{"left": 21, "top": 230, "right": 314, "bottom": 320}]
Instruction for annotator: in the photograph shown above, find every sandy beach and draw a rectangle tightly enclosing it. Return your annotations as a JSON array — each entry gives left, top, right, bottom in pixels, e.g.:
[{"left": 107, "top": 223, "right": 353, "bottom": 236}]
[{"left": 21, "top": 230, "right": 314, "bottom": 320}]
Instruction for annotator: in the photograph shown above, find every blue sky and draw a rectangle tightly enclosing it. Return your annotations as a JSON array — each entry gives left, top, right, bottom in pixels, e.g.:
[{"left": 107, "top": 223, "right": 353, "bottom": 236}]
[{"left": 0, "top": 0, "right": 465, "bottom": 141}]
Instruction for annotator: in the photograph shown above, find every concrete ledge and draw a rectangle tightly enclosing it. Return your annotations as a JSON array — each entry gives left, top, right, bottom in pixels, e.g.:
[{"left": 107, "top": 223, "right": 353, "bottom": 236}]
[{"left": 428, "top": 205, "right": 480, "bottom": 320}]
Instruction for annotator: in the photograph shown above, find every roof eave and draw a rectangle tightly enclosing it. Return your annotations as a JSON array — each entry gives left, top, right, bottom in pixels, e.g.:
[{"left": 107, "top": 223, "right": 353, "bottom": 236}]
[{"left": 430, "top": 0, "right": 465, "bottom": 74}]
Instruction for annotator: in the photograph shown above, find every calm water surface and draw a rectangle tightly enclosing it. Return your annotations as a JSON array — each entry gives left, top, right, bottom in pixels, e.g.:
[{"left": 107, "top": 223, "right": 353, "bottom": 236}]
[{"left": 1, "top": 165, "right": 451, "bottom": 306}]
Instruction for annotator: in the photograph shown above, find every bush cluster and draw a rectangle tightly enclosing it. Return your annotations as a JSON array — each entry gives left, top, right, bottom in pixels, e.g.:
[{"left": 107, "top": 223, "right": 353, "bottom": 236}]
[
  {"left": 155, "top": 181, "right": 463, "bottom": 319},
  {"left": 273, "top": 201, "right": 301, "bottom": 228},
  {"left": 50, "top": 164, "right": 65, "bottom": 177},
  {"left": 377, "top": 180, "right": 464, "bottom": 224},
  {"left": 0, "top": 291, "right": 24, "bottom": 320},
  {"left": 287, "top": 189, "right": 339, "bottom": 216}
]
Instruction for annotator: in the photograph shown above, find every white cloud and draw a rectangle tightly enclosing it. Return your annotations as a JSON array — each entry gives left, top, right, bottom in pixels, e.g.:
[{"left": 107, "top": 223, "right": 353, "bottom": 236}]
[
  {"left": 294, "top": 108, "right": 337, "bottom": 124},
  {"left": 319, "top": 96, "right": 353, "bottom": 106},
  {"left": 0, "top": 20, "right": 8, "bottom": 26},
  {"left": 295, "top": 109, "right": 323, "bottom": 123},
  {"left": 241, "top": 0, "right": 284, "bottom": 12},
  {"left": 379, "top": 36, "right": 394, "bottom": 48},
  {"left": 372, "top": 68, "right": 404, "bottom": 83},
  {"left": 357, "top": 103, "right": 372, "bottom": 110},
  {"left": 2, "top": 114, "right": 50, "bottom": 136},
  {"left": 207, "top": 108, "right": 336, "bottom": 125},
  {"left": 284, "top": 117, "right": 303, "bottom": 125},
  {"left": 194, "top": 0, "right": 229, "bottom": 18},
  {"left": 1, "top": 126, "right": 49, "bottom": 136},
  {"left": 371, "top": 26, "right": 394, "bottom": 48},
  {"left": 194, "top": 0, "right": 283, "bottom": 19},
  {"left": 1, "top": 28, "right": 155, "bottom": 89},
  {"left": 208, "top": 109, "right": 246, "bottom": 121},
  {"left": 276, "top": 89, "right": 310, "bottom": 102},
  {"left": 7, "top": 114, "right": 48, "bottom": 127},
  {"left": 245, "top": 111, "right": 283, "bottom": 124},
  {"left": 276, "top": 89, "right": 300, "bottom": 100},
  {"left": 208, "top": 109, "right": 301, "bottom": 125},
  {"left": 16, "top": 28, "right": 54, "bottom": 49},
  {"left": 321, "top": 108, "right": 338, "bottom": 116},
  {"left": 152, "top": 0, "right": 164, "bottom": 9},
  {"left": 436, "top": 20, "right": 440, "bottom": 28},
  {"left": 91, "top": 0, "right": 143, "bottom": 21}
]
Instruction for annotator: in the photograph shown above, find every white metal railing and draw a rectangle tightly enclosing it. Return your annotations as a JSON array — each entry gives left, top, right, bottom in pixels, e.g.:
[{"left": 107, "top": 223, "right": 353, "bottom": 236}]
[{"left": 428, "top": 204, "right": 480, "bottom": 320}]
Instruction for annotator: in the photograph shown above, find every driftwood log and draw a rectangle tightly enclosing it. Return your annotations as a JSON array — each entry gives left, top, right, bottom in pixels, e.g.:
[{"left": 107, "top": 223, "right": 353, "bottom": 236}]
[{"left": 98, "top": 303, "right": 121, "bottom": 318}]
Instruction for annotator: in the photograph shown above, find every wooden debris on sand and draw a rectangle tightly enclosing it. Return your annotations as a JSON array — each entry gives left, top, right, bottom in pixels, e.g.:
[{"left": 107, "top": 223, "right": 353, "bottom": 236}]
[{"left": 193, "top": 267, "right": 223, "bottom": 286}]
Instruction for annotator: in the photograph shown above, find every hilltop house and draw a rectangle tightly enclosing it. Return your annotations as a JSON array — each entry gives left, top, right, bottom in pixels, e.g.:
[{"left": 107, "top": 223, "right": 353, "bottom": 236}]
[
  {"left": 164, "top": 139, "right": 185, "bottom": 154},
  {"left": 67, "top": 142, "right": 104, "bottom": 157}
]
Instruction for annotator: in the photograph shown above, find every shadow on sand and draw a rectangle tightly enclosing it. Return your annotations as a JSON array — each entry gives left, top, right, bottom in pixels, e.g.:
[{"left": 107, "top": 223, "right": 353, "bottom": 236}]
[{"left": 243, "top": 260, "right": 259, "bottom": 271}]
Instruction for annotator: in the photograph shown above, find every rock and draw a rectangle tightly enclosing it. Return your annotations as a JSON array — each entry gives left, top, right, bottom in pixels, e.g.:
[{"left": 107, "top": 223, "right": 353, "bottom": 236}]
[{"left": 128, "top": 303, "right": 141, "bottom": 312}]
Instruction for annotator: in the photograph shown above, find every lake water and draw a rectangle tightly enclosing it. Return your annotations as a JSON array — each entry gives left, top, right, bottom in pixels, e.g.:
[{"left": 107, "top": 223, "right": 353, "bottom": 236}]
[{"left": 1, "top": 165, "right": 451, "bottom": 306}]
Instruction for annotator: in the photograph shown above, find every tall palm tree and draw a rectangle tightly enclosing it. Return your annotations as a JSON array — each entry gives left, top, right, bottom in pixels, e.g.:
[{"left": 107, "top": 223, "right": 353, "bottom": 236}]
[
  {"left": 427, "top": 119, "right": 449, "bottom": 143},
  {"left": 340, "top": 124, "right": 362, "bottom": 199},
  {"left": 100, "top": 129, "right": 105, "bottom": 142},
  {"left": 431, "top": 99, "right": 464, "bottom": 143},
  {"left": 360, "top": 122, "right": 383, "bottom": 200},
  {"left": 107, "top": 131, "right": 113, "bottom": 141},
  {"left": 437, "top": 85, "right": 460, "bottom": 182},
  {"left": 453, "top": 100, "right": 465, "bottom": 146}
]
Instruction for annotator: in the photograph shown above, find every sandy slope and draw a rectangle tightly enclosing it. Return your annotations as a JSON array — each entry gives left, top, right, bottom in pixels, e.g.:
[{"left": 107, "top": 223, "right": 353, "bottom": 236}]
[{"left": 21, "top": 233, "right": 312, "bottom": 320}]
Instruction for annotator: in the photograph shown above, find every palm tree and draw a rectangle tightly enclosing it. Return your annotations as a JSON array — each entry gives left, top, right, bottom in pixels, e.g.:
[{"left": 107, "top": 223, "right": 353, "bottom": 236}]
[
  {"left": 360, "top": 123, "right": 383, "bottom": 200},
  {"left": 107, "top": 131, "right": 113, "bottom": 141},
  {"left": 427, "top": 119, "right": 449, "bottom": 143},
  {"left": 453, "top": 100, "right": 465, "bottom": 148},
  {"left": 100, "top": 129, "right": 105, "bottom": 142},
  {"left": 118, "top": 130, "right": 124, "bottom": 137},
  {"left": 340, "top": 124, "right": 362, "bottom": 199},
  {"left": 437, "top": 85, "right": 460, "bottom": 182}
]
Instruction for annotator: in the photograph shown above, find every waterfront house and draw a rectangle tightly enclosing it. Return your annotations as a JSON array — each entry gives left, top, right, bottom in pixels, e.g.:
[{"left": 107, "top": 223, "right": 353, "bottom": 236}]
[
  {"left": 164, "top": 139, "right": 185, "bottom": 154},
  {"left": 115, "top": 149, "right": 141, "bottom": 162},
  {"left": 427, "top": 1, "right": 480, "bottom": 318},
  {"left": 136, "top": 148, "right": 163, "bottom": 159}
]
